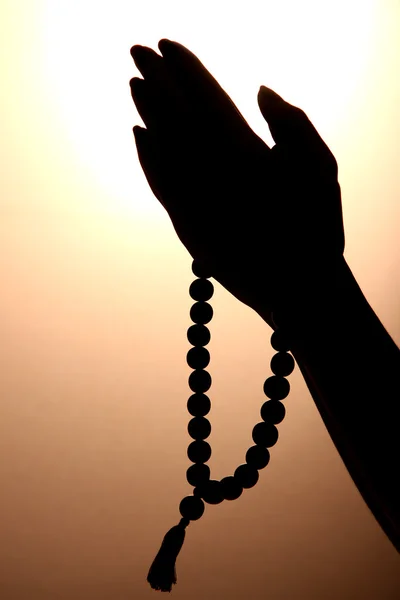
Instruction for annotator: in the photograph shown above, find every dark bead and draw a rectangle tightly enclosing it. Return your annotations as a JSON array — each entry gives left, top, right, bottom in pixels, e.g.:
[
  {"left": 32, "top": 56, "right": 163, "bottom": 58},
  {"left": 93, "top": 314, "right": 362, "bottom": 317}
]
[
  {"left": 260, "top": 400, "right": 286, "bottom": 424},
  {"left": 190, "top": 301, "right": 213, "bottom": 325},
  {"left": 252, "top": 422, "right": 279, "bottom": 447},
  {"left": 188, "top": 417, "right": 211, "bottom": 440},
  {"left": 187, "top": 324, "right": 211, "bottom": 347},
  {"left": 234, "top": 464, "right": 259, "bottom": 489},
  {"left": 179, "top": 495, "right": 205, "bottom": 521},
  {"left": 270, "top": 352, "right": 295, "bottom": 377},
  {"left": 186, "top": 347, "right": 210, "bottom": 369},
  {"left": 271, "top": 329, "right": 291, "bottom": 352},
  {"left": 189, "top": 370, "right": 212, "bottom": 393},
  {"left": 263, "top": 376, "right": 290, "bottom": 400},
  {"left": 188, "top": 440, "right": 212, "bottom": 463},
  {"left": 220, "top": 476, "right": 243, "bottom": 500},
  {"left": 246, "top": 445, "right": 270, "bottom": 469},
  {"left": 189, "top": 279, "right": 214, "bottom": 301},
  {"left": 187, "top": 393, "right": 211, "bottom": 417},
  {"left": 199, "top": 479, "right": 224, "bottom": 505},
  {"left": 192, "top": 260, "right": 212, "bottom": 279},
  {"left": 187, "top": 463, "right": 210, "bottom": 487}
]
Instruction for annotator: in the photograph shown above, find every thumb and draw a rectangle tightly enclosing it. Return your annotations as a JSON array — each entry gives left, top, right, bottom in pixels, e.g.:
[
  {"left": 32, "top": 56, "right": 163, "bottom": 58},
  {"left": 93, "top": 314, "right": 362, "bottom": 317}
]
[{"left": 257, "top": 86, "right": 337, "bottom": 168}]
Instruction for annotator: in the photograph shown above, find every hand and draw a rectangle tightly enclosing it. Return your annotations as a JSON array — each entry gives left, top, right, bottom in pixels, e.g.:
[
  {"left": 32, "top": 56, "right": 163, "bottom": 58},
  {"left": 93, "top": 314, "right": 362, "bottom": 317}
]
[{"left": 129, "top": 40, "right": 345, "bottom": 328}]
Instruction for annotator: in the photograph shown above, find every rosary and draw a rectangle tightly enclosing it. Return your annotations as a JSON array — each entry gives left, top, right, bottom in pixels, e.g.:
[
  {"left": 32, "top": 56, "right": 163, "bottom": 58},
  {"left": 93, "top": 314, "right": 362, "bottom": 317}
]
[{"left": 147, "top": 259, "right": 295, "bottom": 592}]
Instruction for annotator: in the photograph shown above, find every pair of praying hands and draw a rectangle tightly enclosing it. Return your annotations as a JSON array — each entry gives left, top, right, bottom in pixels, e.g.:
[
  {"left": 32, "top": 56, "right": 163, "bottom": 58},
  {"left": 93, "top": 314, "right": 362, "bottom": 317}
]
[
  {"left": 129, "top": 39, "right": 345, "bottom": 329},
  {"left": 129, "top": 40, "right": 400, "bottom": 553}
]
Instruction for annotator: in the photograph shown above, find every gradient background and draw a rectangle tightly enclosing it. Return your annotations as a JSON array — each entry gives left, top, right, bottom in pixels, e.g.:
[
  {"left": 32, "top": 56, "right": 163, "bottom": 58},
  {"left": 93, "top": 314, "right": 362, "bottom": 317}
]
[{"left": 1, "top": 1, "right": 399, "bottom": 599}]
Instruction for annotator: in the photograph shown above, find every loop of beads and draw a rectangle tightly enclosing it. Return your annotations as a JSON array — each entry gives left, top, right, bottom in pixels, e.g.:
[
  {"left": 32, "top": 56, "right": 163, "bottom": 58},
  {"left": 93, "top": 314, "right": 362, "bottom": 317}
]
[{"left": 179, "top": 260, "right": 295, "bottom": 522}]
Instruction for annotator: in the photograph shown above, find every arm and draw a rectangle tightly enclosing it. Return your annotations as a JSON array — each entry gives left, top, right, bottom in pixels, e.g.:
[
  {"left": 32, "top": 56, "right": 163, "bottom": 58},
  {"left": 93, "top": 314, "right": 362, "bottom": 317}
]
[
  {"left": 129, "top": 40, "right": 400, "bottom": 551},
  {"left": 257, "top": 256, "right": 400, "bottom": 551}
]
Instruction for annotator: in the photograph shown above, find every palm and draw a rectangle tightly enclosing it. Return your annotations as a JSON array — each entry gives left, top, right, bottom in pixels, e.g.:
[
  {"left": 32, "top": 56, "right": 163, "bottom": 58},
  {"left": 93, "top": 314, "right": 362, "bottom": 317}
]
[{"left": 130, "top": 40, "right": 344, "bottom": 326}]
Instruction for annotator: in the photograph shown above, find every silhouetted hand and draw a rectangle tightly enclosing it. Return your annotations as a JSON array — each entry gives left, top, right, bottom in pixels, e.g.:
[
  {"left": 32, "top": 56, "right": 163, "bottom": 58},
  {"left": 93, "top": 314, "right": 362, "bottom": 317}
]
[
  {"left": 129, "top": 41, "right": 400, "bottom": 552},
  {"left": 130, "top": 40, "right": 345, "bottom": 327}
]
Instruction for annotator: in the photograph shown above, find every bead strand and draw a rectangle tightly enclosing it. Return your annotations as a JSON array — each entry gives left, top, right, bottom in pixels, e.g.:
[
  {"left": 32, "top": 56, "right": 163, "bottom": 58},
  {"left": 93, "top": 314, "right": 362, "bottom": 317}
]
[
  {"left": 179, "top": 260, "right": 295, "bottom": 522},
  {"left": 147, "top": 259, "right": 296, "bottom": 593}
]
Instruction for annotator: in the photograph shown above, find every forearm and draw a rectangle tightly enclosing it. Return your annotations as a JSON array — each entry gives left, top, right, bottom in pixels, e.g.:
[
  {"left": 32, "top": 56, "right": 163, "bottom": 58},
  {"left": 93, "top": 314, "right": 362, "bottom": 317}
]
[{"left": 260, "top": 257, "right": 400, "bottom": 551}]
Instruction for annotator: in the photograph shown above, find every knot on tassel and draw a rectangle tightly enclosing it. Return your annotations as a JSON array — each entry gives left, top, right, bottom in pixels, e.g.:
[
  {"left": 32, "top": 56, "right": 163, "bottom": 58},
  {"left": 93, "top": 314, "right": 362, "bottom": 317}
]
[{"left": 147, "top": 518, "right": 190, "bottom": 592}]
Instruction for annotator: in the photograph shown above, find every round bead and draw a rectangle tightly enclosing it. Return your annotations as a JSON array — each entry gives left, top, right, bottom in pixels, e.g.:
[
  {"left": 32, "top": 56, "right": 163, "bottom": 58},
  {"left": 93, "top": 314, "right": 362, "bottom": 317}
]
[
  {"left": 246, "top": 445, "right": 270, "bottom": 469},
  {"left": 270, "top": 352, "right": 295, "bottom": 377},
  {"left": 190, "top": 302, "right": 213, "bottom": 325},
  {"left": 260, "top": 400, "right": 286, "bottom": 424},
  {"left": 252, "top": 422, "right": 279, "bottom": 447},
  {"left": 271, "top": 329, "right": 291, "bottom": 352},
  {"left": 220, "top": 476, "right": 243, "bottom": 500},
  {"left": 186, "top": 463, "right": 210, "bottom": 487},
  {"left": 192, "top": 260, "right": 212, "bottom": 279},
  {"left": 189, "top": 279, "right": 214, "bottom": 301},
  {"left": 188, "top": 417, "right": 211, "bottom": 440},
  {"left": 187, "top": 347, "right": 210, "bottom": 369},
  {"left": 234, "top": 464, "right": 259, "bottom": 489},
  {"left": 199, "top": 479, "right": 224, "bottom": 505},
  {"left": 187, "top": 440, "right": 211, "bottom": 463},
  {"left": 187, "top": 324, "right": 211, "bottom": 347},
  {"left": 179, "top": 495, "right": 205, "bottom": 521},
  {"left": 189, "top": 370, "right": 212, "bottom": 393},
  {"left": 187, "top": 393, "right": 211, "bottom": 417},
  {"left": 263, "top": 376, "right": 290, "bottom": 400}
]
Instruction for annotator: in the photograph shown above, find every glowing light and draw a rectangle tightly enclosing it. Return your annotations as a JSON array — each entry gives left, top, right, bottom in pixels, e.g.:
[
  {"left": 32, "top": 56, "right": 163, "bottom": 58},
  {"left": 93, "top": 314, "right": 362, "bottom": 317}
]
[{"left": 41, "top": 0, "right": 376, "bottom": 219}]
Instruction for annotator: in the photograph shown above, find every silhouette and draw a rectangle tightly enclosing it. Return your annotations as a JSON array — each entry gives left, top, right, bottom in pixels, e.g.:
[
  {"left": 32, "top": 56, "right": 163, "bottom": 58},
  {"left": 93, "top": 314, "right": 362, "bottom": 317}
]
[{"left": 129, "top": 39, "right": 400, "bottom": 556}]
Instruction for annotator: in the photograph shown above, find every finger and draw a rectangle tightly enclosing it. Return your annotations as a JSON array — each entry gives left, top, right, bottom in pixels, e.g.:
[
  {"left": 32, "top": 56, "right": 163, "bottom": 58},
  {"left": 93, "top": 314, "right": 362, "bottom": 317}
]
[
  {"left": 257, "top": 86, "right": 337, "bottom": 171},
  {"left": 130, "top": 74, "right": 185, "bottom": 137},
  {"left": 133, "top": 126, "right": 167, "bottom": 206},
  {"left": 130, "top": 78, "right": 156, "bottom": 129},
  {"left": 158, "top": 39, "right": 254, "bottom": 141},
  {"left": 130, "top": 45, "right": 166, "bottom": 83},
  {"left": 257, "top": 86, "right": 322, "bottom": 146},
  {"left": 130, "top": 46, "right": 191, "bottom": 136},
  {"left": 133, "top": 126, "right": 195, "bottom": 249}
]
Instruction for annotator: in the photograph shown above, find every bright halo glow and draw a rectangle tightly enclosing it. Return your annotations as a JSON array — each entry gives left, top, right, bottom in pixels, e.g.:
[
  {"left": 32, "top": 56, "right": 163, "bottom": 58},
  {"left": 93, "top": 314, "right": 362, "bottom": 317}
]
[{"left": 41, "top": 0, "right": 376, "bottom": 219}]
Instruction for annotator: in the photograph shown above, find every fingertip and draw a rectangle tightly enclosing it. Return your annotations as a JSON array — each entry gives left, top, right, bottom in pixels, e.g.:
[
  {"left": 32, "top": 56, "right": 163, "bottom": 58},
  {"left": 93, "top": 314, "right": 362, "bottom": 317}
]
[
  {"left": 130, "top": 44, "right": 143, "bottom": 58},
  {"left": 130, "top": 76, "right": 144, "bottom": 90},
  {"left": 158, "top": 38, "right": 173, "bottom": 54},
  {"left": 158, "top": 38, "right": 183, "bottom": 56},
  {"left": 133, "top": 125, "right": 147, "bottom": 135},
  {"left": 258, "top": 85, "right": 284, "bottom": 104}
]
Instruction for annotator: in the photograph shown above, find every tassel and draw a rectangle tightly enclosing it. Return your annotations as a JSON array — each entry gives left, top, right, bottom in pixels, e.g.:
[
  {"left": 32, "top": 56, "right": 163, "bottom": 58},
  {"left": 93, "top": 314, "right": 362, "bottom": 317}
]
[{"left": 147, "top": 518, "right": 189, "bottom": 592}]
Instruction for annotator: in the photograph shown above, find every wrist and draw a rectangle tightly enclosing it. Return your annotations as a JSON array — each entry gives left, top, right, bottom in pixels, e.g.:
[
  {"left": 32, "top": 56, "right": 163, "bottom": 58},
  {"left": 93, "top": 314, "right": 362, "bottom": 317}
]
[{"left": 257, "top": 254, "right": 348, "bottom": 336}]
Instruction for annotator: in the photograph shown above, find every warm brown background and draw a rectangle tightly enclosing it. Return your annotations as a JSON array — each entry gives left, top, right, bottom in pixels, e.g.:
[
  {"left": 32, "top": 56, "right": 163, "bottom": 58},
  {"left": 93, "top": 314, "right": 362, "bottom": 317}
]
[{"left": 1, "top": 1, "right": 399, "bottom": 599}]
